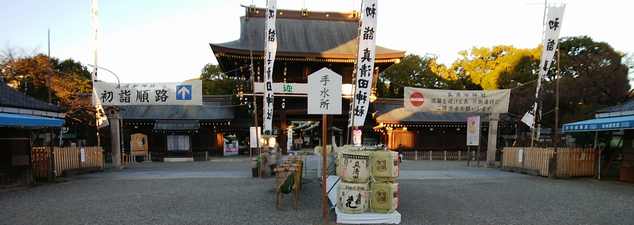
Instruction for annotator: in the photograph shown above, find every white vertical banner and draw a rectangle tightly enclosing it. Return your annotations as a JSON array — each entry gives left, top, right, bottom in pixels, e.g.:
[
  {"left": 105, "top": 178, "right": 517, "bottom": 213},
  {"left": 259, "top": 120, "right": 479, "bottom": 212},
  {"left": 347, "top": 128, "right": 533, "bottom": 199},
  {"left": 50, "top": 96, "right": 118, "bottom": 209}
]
[
  {"left": 467, "top": 116, "right": 481, "bottom": 146},
  {"left": 90, "top": 0, "right": 109, "bottom": 128},
  {"left": 522, "top": 5, "right": 565, "bottom": 129},
  {"left": 90, "top": 0, "right": 99, "bottom": 84},
  {"left": 351, "top": 0, "right": 378, "bottom": 127},
  {"left": 263, "top": 0, "right": 278, "bottom": 136},
  {"left": 250, "top": 126, "right": 262, "bottom": 148},
  {"left": 287, "top": 128, "right": 292, "bottom": 152}
]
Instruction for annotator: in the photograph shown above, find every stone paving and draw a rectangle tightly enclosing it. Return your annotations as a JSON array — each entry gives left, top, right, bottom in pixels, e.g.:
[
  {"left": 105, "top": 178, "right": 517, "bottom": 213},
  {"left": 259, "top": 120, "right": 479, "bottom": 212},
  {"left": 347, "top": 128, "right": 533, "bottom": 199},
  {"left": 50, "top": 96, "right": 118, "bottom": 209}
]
[{"left": 1, "top": 154, "right": 633, "bottom": 225}]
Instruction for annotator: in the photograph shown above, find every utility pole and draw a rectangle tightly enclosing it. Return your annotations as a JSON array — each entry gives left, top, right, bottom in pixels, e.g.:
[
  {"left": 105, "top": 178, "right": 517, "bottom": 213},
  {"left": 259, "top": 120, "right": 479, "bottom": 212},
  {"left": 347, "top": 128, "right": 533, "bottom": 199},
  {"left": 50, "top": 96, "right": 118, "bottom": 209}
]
[
  {"left": 47, "top": 28, "right": 56, "bottom": 180},
  {"left": 248, "top": 17, "right": 261, "bottom": 158},
  {"left": 549, "top": 44, "right": 561, "bottom": 179}
]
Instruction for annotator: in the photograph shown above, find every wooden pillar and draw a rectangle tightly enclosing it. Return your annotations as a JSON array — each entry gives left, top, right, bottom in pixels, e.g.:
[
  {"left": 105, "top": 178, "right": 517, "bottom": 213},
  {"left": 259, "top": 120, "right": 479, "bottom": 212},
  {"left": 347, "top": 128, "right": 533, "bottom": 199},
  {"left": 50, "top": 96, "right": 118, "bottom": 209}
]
[
  {"left": 326, "top": 115, "right": 333, "bottom": 146},
  {"left": 281, "top": 110, "right": 287, "bottom": 155}
]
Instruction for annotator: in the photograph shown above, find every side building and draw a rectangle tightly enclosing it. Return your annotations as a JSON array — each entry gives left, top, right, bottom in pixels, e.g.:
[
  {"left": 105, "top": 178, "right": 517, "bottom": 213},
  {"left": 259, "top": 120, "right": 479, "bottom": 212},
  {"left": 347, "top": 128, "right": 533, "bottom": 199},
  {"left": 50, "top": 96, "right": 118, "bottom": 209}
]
[{"left": 0, "top": 79, "right": 65, "bottom": 187}]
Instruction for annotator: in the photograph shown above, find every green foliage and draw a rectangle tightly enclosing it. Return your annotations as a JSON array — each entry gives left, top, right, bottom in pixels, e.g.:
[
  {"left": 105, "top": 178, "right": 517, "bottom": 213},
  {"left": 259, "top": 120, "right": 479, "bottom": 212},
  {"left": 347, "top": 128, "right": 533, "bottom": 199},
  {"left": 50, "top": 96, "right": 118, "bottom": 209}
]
[
  {"left": 1, "top": 48, "right": 98, "bottom": 133},
  {"left": 538, "top": 36, "right": 632, "bottom": 129},
  {"left": 378, "top": 54, "right": 455, "bottom": 98},
  {"left": 200, "top": 63, "right": 239, "bottom": 95},
  {"left": 451, "top": 45, "right": 541, "bottom": 90}
]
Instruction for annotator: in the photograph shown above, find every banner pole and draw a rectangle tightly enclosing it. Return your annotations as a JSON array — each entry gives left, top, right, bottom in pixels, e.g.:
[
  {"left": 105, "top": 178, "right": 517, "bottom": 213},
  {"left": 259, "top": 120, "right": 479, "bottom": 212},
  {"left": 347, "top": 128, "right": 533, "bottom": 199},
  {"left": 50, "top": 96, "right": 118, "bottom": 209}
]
[{"left": 467, "top": 146, "right": 470, "bottom": 166}]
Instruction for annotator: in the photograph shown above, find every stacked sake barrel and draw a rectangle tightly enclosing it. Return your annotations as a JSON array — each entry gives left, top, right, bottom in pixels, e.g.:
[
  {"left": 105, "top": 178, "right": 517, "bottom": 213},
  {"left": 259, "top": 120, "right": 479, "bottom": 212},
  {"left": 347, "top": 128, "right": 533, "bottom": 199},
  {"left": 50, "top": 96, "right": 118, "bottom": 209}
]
[
  {"left": 336, "top": 149, "right": 371, "bottom": 214},
  {"left": 369, "top": 150, "right": 400, "bottom": 213},
  {"left": 336, "top": 147, "right": 400, "bottom": 214}
]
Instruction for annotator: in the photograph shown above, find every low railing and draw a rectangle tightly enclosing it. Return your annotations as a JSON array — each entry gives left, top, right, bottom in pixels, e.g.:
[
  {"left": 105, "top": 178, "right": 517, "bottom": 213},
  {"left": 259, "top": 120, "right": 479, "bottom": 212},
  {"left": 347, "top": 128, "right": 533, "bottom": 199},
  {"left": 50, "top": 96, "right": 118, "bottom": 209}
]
[
  {"left": 104, "top": 150, "right": 214, "bottom": 163},
  {"left": 402, "top": 150, "right": 488, "bottom": 161}
]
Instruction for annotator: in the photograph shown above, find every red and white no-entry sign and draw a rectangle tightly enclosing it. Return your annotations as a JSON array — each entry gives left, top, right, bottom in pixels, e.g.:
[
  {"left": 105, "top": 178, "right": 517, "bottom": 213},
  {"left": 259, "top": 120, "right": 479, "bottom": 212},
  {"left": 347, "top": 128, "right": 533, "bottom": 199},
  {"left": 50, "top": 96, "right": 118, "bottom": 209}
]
[{"left": 409, "top": 92, "right": 425, "bottom": 107}]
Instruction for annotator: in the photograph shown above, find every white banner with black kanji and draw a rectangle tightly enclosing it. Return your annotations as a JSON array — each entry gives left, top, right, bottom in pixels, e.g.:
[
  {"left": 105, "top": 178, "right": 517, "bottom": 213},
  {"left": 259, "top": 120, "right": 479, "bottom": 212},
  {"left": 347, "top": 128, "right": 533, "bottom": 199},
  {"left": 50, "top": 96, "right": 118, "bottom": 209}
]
[
  {"left": 522, "top": 5, "right": 565, "bottom": 129},
  {"left": 351, "top": 0, "right": 378, "bottom": 127},
  {"left": 263, "top": 0, "right": 278, "bottom": 136}
]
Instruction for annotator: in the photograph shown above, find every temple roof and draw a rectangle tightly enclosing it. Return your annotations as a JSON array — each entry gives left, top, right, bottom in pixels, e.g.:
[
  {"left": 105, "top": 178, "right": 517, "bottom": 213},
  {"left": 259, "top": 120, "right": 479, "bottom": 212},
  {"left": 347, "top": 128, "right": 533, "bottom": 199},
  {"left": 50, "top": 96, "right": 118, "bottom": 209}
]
[
  {"left": 120, "top": 99, "right": 235, "bottom": 121},
  {"left": 596, "top": 98, "right": 634, "bottom": 115},
  {"left": 210, "top": 8, "right": 405, "bottom": 60},
  {"left": 0, "top": 79, "right": 65, "bottom": 113}
]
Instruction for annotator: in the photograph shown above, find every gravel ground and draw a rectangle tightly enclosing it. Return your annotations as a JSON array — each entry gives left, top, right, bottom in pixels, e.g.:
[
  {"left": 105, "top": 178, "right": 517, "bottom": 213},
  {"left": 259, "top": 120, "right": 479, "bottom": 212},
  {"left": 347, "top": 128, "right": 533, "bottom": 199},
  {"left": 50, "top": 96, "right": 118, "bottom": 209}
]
[{"left": 1, "top": 159, "right": 633, "bottom": 224}]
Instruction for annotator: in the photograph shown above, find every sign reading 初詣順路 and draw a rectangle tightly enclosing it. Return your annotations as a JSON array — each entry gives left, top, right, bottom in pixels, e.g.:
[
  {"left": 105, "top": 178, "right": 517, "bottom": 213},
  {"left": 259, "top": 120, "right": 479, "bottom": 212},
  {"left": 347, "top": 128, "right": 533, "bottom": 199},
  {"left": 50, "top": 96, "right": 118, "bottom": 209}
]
[
  {"left": 93, "top": 80, "right": 202, "bottom": 105},
  {"left": 404, "top": 87, "right": 510, "bottom": 113}
]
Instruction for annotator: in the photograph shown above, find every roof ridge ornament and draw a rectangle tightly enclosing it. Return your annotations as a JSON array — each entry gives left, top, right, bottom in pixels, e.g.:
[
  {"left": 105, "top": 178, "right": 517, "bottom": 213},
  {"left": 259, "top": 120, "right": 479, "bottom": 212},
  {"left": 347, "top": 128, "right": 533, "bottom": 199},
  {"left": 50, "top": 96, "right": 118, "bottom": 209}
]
[
  {"left": 349, "top": 10, "right": 359, "bottom": 19},
  {"left": 301, "top": 8, "right": 308, "bottom": 17}
]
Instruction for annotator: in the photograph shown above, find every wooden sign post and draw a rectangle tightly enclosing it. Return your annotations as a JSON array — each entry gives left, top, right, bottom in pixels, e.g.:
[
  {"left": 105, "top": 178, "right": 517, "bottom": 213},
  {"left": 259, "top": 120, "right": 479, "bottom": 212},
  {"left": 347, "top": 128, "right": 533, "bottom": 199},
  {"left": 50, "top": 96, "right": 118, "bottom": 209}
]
[{"left": 307, "top": 67, "right": 342, "bottom": 220}]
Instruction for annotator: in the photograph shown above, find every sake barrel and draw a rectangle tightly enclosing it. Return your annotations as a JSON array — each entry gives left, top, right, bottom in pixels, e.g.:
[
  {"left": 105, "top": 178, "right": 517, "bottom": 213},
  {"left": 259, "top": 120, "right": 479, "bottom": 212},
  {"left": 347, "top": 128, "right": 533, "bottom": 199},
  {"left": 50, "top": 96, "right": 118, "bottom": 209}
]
[
  {"left": 335, "top": 146, "right": 360, "bottom": 176},
  {"left": 371, "top": 150, "right": 400, "bottom": 182},
  {"left": 337, "top": 181, "right": 369, "bottom": 214},
  {"left": 370, "top": 182, "right": 399, "bottom": 213},
  {"left": 314, "top": 145, "right": 332, "bottom": 155},
  {"left": 337, "top": 150, "right": 370, "bottom": 183}
]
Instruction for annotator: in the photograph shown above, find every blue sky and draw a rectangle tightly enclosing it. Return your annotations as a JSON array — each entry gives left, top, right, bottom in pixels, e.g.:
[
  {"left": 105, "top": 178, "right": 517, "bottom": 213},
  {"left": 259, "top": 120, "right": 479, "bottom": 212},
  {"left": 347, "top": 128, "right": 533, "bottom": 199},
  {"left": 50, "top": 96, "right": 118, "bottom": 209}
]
[{"left": 1, "top": 0, "right": 632, "bottom": 83}]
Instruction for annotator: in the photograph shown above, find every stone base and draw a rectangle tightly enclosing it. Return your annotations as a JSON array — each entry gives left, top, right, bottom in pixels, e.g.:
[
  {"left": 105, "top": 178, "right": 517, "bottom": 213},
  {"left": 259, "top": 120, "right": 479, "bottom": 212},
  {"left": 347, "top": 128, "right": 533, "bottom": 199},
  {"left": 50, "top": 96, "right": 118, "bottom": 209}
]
[
  {"left": 502, "top": 166, "right": 539, "bottom": 176},
  {"left": 164, "top": 157, "right": 194, "bottom": 162},
  {"left": 63, "top": 166, "right": 103, "bottom": 177}
]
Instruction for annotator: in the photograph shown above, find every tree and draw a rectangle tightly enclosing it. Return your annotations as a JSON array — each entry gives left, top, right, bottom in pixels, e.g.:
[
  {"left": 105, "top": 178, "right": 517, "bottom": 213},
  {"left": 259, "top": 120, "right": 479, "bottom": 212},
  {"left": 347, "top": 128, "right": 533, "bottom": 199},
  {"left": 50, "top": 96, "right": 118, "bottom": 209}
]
[
  {"left": 2, "top": 46, "right": 99, "bottom": 143},
  {"left": 539, "top": 36, "right": 631, "bottom": 128},
  {"left": 378, "top": 54, "right": 456, "bottom": 98},
  {"left": 1, "top": 52, "right": 92, "bottom": 107},
  {"left": 51, "top": 58, "right": 92, "bottom": 106},
  {"left": 199, "top": 63, "right": 239, "bottom": 95},
  {"left": 451, "top": 45, "right": 541, "bottom": 90}
]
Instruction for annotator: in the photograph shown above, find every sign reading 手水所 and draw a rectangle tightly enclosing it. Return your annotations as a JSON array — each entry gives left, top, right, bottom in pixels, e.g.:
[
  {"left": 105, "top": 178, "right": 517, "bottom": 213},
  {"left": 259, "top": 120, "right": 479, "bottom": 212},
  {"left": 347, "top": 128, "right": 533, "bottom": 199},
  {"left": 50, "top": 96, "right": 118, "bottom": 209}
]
[
  {"left": 307, "top": 68, "right": 342, "bottom": 115},
  {"left": 93, "top": 80, "right": 202, "bottom": 105}
]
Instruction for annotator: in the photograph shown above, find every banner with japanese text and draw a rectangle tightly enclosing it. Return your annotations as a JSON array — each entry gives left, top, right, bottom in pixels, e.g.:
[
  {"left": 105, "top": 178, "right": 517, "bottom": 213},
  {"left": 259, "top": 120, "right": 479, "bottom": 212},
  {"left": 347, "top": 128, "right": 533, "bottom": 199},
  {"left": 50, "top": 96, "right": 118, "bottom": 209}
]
[
  {"left": 93, "top": 81, "right": 202, "bottom": 105},
  {"left": 351, "top": 0, "right": 378, "bottom": 127},
  {"left": 522, "top": 5, "right": 565, "bottom": 129},
  {"left": 90, "top": 0, "right": 109, "bottom": 127},
  {"left": 307, "top": 68, "right": 342, "bottom": 115},
  {"left": 263, "top": 0, "right": 278, "bottom": 136},
  {"left": 404, "top": 87, "right": 511, "bottom": 113}
]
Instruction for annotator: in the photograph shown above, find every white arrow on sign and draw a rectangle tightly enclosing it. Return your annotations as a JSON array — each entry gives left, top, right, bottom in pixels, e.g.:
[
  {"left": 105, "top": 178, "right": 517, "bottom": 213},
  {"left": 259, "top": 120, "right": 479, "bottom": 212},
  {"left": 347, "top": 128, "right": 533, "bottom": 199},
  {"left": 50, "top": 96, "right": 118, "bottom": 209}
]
[{"left": 178, "top": 86, "right": 190, "bottom": 99}]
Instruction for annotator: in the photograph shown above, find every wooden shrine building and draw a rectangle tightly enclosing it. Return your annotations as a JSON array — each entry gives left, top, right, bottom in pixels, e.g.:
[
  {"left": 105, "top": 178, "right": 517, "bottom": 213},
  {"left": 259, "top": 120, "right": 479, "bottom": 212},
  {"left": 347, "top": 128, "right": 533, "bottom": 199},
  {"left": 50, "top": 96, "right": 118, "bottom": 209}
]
[{"left": 210, "top": 6, "right": 406, "bottom": 153}]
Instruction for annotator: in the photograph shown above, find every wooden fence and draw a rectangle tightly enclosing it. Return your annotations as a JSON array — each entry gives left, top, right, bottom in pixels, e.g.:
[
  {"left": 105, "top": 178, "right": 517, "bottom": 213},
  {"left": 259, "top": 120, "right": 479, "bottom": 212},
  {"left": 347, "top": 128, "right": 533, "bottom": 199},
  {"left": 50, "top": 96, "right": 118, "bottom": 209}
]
[
  {"left": 104, "top": 151, "right": 213, "bottom": 163},
  {"left": 32, "top": 147, "right": 104, "bottom": 178},
  {"left": 502, "top": 147, "right": 596, "bottom": 177},
  {"left": 402, "top": 150, "right": 487, "bottom": 161},
  {"left": 32, "top": 147, "right": 51, "bottom": 178}
]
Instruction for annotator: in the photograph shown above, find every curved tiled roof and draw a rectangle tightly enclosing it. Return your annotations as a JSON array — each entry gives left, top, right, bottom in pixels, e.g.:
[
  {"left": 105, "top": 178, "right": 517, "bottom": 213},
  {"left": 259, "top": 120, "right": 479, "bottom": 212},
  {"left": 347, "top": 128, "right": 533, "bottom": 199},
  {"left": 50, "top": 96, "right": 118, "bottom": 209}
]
[
  {"left": 210, "top": 16, "right": 405, "bottom": 59},
  {"left": 597, "top": 98, "right": 634, "bottom": 113},
  {"left": 120, "top": 101, "right": 235, "bottom": 121},
  {"left": 0, "top": 79, "right": 65, "bottom": 112}
]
